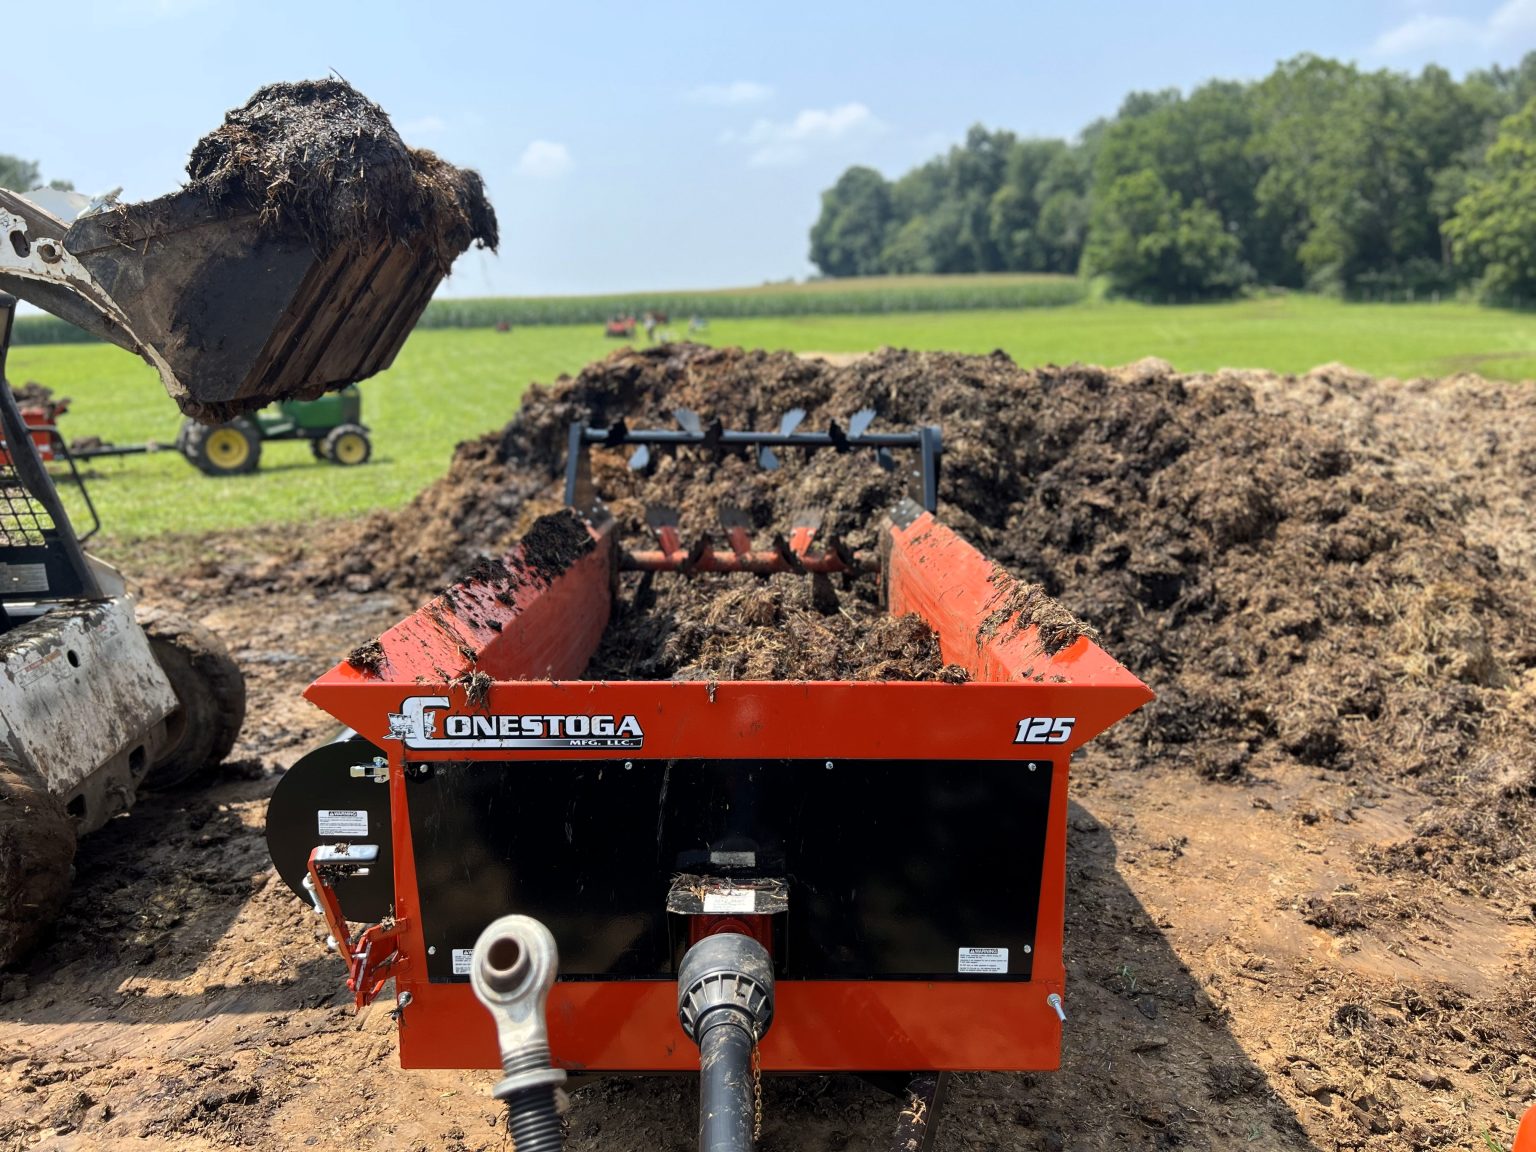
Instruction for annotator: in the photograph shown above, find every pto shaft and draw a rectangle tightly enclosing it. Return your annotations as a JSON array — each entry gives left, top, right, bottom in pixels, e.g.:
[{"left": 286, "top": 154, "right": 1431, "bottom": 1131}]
[{"left": 677, "top": 932, "right": 776, "bottom": 1152}]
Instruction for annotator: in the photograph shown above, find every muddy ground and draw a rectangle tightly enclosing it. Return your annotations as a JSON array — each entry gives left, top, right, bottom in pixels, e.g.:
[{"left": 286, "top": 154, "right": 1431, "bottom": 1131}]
[{"left": 1, "top": 348, "right": 1532, "bottom": 1151}]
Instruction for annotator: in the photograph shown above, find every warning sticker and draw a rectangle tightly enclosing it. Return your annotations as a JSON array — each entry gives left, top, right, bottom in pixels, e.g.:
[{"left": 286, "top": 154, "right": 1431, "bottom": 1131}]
[
  {"left": 452, "top": 948, "right": 473, "bottom": 975},
  {"left": 703, "top": 888, "right": 756, "bottom": 914},
  {"left": 958, "top": 947, "right": 1009, "bottom": 974},
  {"left": 317, "top": 809, "right": 368, "bottom": 837}
]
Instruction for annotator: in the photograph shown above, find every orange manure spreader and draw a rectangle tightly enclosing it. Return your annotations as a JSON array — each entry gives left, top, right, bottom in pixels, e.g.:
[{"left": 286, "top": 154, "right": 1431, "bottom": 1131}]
[{"left": 266, "top": 416, "right": 1152, "bottom": 1152}]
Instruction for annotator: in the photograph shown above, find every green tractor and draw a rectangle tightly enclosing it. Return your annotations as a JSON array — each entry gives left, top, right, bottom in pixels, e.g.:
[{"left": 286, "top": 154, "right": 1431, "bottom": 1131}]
[{"left": 178, "top": 386, "right": 371, "bottom": 476}]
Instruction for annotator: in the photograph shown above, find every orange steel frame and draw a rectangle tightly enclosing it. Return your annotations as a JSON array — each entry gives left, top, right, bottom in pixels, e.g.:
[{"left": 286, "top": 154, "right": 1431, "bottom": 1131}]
[
  {"left": 1517, "top": 1106, "right": 1536, "bottom": 1152},
  {"left": 304, "top": 510, "right": 1152, "bottom": 1074}
]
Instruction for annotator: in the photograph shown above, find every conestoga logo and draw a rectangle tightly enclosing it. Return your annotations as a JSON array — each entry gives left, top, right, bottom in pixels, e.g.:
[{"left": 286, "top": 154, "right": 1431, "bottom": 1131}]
[{"left": 383, "top": 695, "right": 643, "bottom": 750}]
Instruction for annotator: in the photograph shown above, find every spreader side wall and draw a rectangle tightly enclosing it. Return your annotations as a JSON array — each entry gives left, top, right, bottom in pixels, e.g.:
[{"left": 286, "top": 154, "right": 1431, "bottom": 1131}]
[
  {"left": 886, "top": 509, "right": 1124, "bottom": 688},
  {"left": 315, "top": 518, "right": 615, "bottom": 693}
]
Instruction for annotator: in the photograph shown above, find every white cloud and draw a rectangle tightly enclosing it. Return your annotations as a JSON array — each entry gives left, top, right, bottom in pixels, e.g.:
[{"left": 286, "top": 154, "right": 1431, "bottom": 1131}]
[
  {"left": 1374, "top": 0, "right": 1536, "bottom": 55},
  {"left": 517, "top": 140, "right": 572, "bottom": 179},
  {"left": 1491, "top": 0, "right": 1536, "bottom": 35},
  {"left": 689, "top": 81, "right": 773, "bottom": 106},
  {"left": 1374, "top": 13, "right": 1480, "bottom": 54},
  {"left": 724, "top": 103, "right": 882, "bottom": 167}
]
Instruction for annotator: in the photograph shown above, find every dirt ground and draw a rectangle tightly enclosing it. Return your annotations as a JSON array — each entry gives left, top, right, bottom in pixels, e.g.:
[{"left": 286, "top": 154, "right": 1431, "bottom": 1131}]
[{"left": 1, "top": 348, "right": 1533, "bottom": 1151}]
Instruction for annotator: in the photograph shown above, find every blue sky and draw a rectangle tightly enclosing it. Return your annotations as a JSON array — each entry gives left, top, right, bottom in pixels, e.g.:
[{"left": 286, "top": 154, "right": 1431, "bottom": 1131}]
[{"left": 7, "top": 0, "right": 1536, "bottom": 295}]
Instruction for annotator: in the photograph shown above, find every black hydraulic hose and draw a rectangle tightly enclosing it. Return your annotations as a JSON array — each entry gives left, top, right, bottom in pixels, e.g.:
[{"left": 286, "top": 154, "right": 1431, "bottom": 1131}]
[
  {"left": 501, "top": 1082, "right": 563, "bottom": 1152},
  {"left": 696, "top": 1008, "right": 757, "bottom": 1152}
]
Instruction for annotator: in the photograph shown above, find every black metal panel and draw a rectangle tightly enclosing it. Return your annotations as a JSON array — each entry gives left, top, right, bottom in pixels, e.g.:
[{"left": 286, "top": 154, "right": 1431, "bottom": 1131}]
[
  {"left": 405, "top": 758, "right": 1053, "bottom": 984},
  {"left": 266, "top": 736, "right": 395, "bottom": 922}
]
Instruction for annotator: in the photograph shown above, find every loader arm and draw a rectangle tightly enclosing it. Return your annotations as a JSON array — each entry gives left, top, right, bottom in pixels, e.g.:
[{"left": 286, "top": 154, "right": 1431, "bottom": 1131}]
[
  {"left": 0, "top": 189, "right": 156, "bottom": 356},
  {"left": 0, "top": 293, "right": 101, "bottom": 602}
]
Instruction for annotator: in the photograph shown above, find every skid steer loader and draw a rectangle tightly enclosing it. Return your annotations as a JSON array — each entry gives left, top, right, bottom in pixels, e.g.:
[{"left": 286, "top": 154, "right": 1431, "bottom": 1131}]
[{"left": 0, "top": 292, "right": 247, "bottom": 965}]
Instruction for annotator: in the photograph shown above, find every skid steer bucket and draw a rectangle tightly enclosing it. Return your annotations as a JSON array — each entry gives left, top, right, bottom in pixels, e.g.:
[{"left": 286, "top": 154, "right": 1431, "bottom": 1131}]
[
  {"left": 71, "top": 191, "right": 445, "bottom": 420},
  {"left": 0, "top": 79, "right": 496, "bottom": 421},
  {"left": 0, "top": 189, "right": 464, "bottom": 422}
]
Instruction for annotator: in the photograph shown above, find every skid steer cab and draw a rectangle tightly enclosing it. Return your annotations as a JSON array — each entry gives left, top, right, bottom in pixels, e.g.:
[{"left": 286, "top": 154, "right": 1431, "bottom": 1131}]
[{"left": 175, "top": 387, "right": 371, "bottom": 477}]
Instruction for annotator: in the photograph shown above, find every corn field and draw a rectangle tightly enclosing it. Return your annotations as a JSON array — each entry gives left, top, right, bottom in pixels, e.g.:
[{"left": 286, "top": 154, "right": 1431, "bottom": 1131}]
[
  {"left": 420, "top": 276, "right": 1086, "bottom": 328},
  {"left": 8, "top": 275, "right": 1086, "bottom": 344}
]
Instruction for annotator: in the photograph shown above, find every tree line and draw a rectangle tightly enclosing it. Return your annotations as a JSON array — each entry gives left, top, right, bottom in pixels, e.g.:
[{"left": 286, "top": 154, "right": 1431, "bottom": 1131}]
[
  {"left": 810, "top": 54, "right": 1536, "bottom": 302},
  {"left": 0, "top": 156, "right": 71, "bottom": 197}
]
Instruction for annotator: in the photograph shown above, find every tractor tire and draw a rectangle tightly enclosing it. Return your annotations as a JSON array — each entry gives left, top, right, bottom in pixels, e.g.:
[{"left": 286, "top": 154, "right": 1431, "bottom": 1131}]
[
  {"left": 137, "top": 608, "right": 247, "bottom": 790},
  {"left": 310, "top": 437, "right": 328, "bottom": 461},
  {"left": 323, "top": 424, "right": 371, "bottom": 466},
  {"left": 180, "top": 417, "right": 262, "bottom": 476},
  {"left": 0, "top": 749, "right": 76, "bottom": 969}
]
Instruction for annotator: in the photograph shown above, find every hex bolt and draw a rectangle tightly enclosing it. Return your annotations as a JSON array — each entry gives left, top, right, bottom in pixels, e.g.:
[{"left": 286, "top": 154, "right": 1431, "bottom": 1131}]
[{"left": 1047, "top": 993, "right": 1066, "bottom": 1023}]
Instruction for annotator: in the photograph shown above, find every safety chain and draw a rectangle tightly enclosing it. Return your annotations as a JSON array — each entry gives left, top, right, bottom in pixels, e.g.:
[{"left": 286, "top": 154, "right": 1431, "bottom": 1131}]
[{"left": 752, "top": 1028, "right": 764, "bottom": 1142}]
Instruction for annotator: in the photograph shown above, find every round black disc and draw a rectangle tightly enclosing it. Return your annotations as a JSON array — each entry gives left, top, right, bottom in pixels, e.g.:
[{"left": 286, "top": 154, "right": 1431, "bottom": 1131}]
[{"left": 266, "top": 735, "right": 395, "bottom": 924}]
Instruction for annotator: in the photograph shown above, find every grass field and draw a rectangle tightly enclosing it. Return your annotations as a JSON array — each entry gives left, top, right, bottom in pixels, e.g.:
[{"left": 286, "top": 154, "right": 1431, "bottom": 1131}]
[
  {"left": 10, "top": 293, "right": 1535, "bottom": 541},
  {"left": 725, "top": 293, "right": 1536, "bottom": 379}
]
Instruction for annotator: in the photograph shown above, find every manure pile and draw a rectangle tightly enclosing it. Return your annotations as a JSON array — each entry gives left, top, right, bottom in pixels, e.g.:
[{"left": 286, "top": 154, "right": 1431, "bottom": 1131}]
[
  {"left": 324, "top": 342, "right": 1536, "bottom": 888},
  {"left": 6, "top": 380, "right": 63, "bottom": 419}
]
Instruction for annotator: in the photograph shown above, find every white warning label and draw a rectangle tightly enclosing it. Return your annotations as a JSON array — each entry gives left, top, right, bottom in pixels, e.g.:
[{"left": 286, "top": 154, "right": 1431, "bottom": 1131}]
[
  {"left": 452, "top": 948, "right": 473, "bottom": 975},
  {"left": 958, "top": 946, "right": 1009, "bottom": 974},
  {"left": 317, "top": 809, "right": 368, "bottom": 837},
  {"left": 703, "top": 888, "right": 756, "bottom": 914}
]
